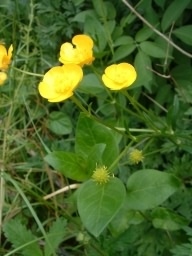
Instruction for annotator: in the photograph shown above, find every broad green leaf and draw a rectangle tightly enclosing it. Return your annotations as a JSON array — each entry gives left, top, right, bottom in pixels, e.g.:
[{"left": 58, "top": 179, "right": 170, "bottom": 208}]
[
  {"left": 171, "top": 64, "right": 192, "bottom": 80},
  {"left": 154, "top": 0, "right": 166, "bottom": 9},
  {"left": 87, "top": 143, "right": 106, "bottom": 171},
  {"left": 75, "top": 113, "right": 119, "bottom": 169},
  {"left": 173, "top": 25, "right": 192, "bottom": 46},
  {"left": 44, "top": 151, "right": 89, "bottom": 181},
  {"left": 47, "top": 111, "right": 72, "bottom": 135},
  {"left": 126, "top": 169, "right": 182, "bottom": 210},
  {"left": 3, "top": 219, "right": 43, "bottom": 256},
  {"left": 77, "top": 178, "right": 126, "bottom": 237},
  {"left": 84, "top": 14, "right": 107, "bottom": 52},
  {"left": 140, "top": 41, "right": 167, "bottom": 58},
  {"left": 133, "top": 50, "right": 153, "bottom": 90},
  {"left": 113, "top": 36, "right": 134, "bottom": 47},
  {"left": 152, "top": 207, "right": 188, "bottom": 231},
  {"left": 110, "top": 203, "right": 144, "bottom": 235},
  {"left": 161, "top": 0, "right": 191, "bottom": 31},
  {"left": 45, "top": 218, "right": 67, "bottom": 256},
  {"left": 92, "top": 0, "right": 116, "bottom": 19},
  {"left": 135, "top": 26, "right": 155, "bottom": 42},
  {"left": 111, "top": 44, "right": 136, "bottom": 62},
  {"left": 78, "top": 73, "right": 105, "bottom": 95},
  {"left": 72, "top": 9, "right": 95, "bottom": 23}
]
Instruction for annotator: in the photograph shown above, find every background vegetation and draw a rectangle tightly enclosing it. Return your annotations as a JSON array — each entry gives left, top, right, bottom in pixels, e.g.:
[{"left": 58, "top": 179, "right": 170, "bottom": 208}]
[{"left": 0, "top": 0, "right": 192, "bottom": 255}]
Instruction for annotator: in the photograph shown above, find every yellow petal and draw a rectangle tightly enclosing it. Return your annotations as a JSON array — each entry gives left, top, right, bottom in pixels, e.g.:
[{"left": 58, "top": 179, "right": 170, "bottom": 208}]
[
  {"left": 102, "top": 63, "right": 137, "bottom": 90},
  {"left": 0, "top": 71, "right": 7, "bottom": 85},
  {"left": 38, "top": 65, "right": 83, "bottom": 102},
  {"left": 38, "top": 81, "right": 60, "bottom": 99},
  {"left": 48, "top": 91, "right": 74, "bottom": 102},
  {"left": 59, "top": 34, "right": 94, "bottom": 66},
  {"left": 0, "top": 45, "right": 7, "bottom": 57},
  {"left": 0, "top": 44, "right": 13, "bottom": 70},
  {"left": 72, "top": 34, "right": 94, "bottom": 49},
  {"left": 102, "top": 74, "right": 129, "bottom": 90},
  {"left": 8, "top": 44, "right": 13, "bottom": 59},
  {"left": 59, "top": 43, "right": 77, "bottom": 64}
]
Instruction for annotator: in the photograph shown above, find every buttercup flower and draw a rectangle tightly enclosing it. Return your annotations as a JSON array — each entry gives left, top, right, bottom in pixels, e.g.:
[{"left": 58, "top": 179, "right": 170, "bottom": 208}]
[
  {"left": 38, "top": 64, "right": 83, "bottom": 102},
  {"left": 102, "top": 63, "right": 137, "bottom": 90},
  {"left": 129, "top": 149, "right": 144, "bottom": 164},
  {"left": 0, "top": 72, "right": 7, "bottom": 85},
  {"left": 92, "top": 166, "right": 110, "bottom": 185},
  {"left": 0, "top": 44, "right": 13, "bottom": 70},
  {"left": 59, "top": 34, "right": 94, "bottom": 67}
]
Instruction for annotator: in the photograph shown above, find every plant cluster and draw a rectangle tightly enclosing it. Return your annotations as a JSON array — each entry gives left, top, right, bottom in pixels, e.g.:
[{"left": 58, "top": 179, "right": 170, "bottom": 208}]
[{"left": 0, "top": 0, "right": 192, "bottom": 255}]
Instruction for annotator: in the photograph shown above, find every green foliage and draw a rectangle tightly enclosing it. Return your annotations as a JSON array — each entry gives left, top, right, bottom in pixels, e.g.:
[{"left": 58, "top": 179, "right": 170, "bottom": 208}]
[
  {"left": 151, "top": 207, "right": 189, "bottom": 231},
  {"left": 173, "top": 25, "right": 192, "bottom": 46},
  {"left": 171, "top": 228, "right": 192, "bottom": 256},
  {"left": 75, "top": 113, "right": 119, "bottom": 166},
  {"left": 161, "top": 0, "right": 191, "bottom": 31},
  {"left": 46, "top": 111, "right": 72, "bottom": 135},
  {"left": 126, "top": 169, "right": 182, "bottom": 210},
  {"left": 3, "top": 219, "right": 43, "bottom": 256},
  {"left": 77, "top": 178, "right": 126, "bottom": 237},
  {"left": 45, "top": 151, "right": 89, "bottom": 181},
  {"left": 1, "top": 0, "right": 192, "bottom": 255},
  {"left": 3, "top": 218, "right": 67, "bottom": 256}
]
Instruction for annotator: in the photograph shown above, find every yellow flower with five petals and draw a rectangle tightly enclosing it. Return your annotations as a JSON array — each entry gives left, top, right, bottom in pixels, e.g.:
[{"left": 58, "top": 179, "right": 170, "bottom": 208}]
[
  {"left": 102, "top": 63, "right": 137, "bottom": 90},
  {"left": 0, "top": 44, "right": 13, "bottom": 70},
  {"left": 59, "top": 35, "right": 94, "bottom": 67},
  {"left": 38, "top": 64, "right": 83, "bottom": 102}
]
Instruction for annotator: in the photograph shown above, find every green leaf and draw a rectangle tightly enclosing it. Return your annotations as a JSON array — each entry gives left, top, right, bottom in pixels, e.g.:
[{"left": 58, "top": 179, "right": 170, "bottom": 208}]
[
  {"left": 126, "top": 169, "right": 182, "bottom": 210},
  {"left": 84, "top": 14, "right": 107, "bottom": 52},
  {"left": 154, "top": 0, "right": 166, "bottom": 9},
  {"left": 175, "top": 79, "right": 192, "bottom": 103},
  {"left": 113, "top": 36, "right": 134, "bottom": 47},
  {"left": 72, "top": 9, "right": 95, "bottom": 23},
  {"left": 133, "top": 50, "right": 153, "bottom": 90},
  {"left": 75, "top": 113, "right": 119, "bottom": 169},
  {"left": 140, "top": 41, "right": 167, "bottom": 58},
  {"left": 87, "top": 143, "right": 106, "bottom": 171},
  {"left": 44, "top": 218, "right": 67, "bottom": 256},
  {"left": 92, "top": 0, "right": 116, "bottom": 19},
  {"left": 47, "top": 111, "right": 72, "bottom": 135},
  {"left": 111, "top": 44, "right": 136, "bottom": 62},
  {"left": 166, "top": 95, "right": 179, "bottom": 128},
  {"left": 77, "top": 178, "right": 126, "bottom": 237},
  {"left": 161, "top": 0, "right": 191, "bottom": 31},
  {"left": 135, "top": 26, "right": 155, "bottom": 42},
  {"left": 173, "top": 25, "right": 192, "bottom": 46},
  {"left": 3, "top": 219, "right": 43, "bottom": 256},
  {"left": 44, "top": 151, "right": 89, "bottom": 181},
  {"left": 151, "top": 207, "right": 188, "bottom": 231},
  {"left": 78, "top": 73, "right": 105, "bottom": 95},
  {"left": 110, "top": 204, "right": 144, "bottom": 235}
]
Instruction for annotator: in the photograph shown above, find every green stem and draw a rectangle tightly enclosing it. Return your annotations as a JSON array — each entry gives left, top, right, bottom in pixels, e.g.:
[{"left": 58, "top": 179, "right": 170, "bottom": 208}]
[
  {"left": 71, "top": 95, "right": 136, "bottom": 141},
  {"left": 109, "top": 141, "right": 134, "bottom": 171},
  {"left": 13, "top": 67, "right": 43, "bottom": 77}
]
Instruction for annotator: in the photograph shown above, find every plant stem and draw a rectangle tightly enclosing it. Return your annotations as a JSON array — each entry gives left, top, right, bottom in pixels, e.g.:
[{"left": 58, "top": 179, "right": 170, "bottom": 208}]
[{"left": 71, "top": 95, "right": 136, "bottom": 141}]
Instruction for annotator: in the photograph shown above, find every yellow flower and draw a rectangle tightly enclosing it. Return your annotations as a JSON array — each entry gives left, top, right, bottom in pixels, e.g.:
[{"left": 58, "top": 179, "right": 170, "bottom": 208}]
[
  {"left": 92, "top": 166, "right": 110, "bottom": 185},
  {"left": 38, "top": 64, "right": 83, "bottom": 102},
  {"left": 0, "top": 44, "right": 13, "bottom": 70},
  {"left": 0, "top": 72, "right": 7, "bottom": 85},
  {"left": 129, "top": 149, "right": 144, "bottom": 164},
  {"left": 102, "top": 63, "right": 137, "bottom": 90},
  {"left": 59, "top": 34, "right": 94, "bottom": 67}
]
